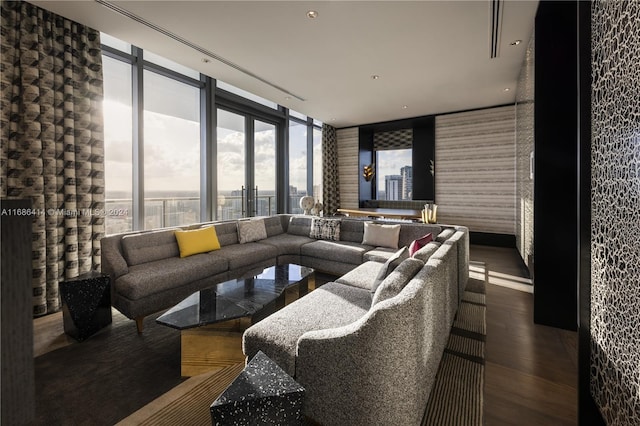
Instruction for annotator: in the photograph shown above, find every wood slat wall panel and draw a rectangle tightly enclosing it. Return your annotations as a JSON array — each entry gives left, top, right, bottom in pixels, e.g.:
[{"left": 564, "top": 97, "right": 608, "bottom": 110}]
[
  {"left": 336, "top": 127, "right": 359, "bottom": 209},
  {"left": 436, "top": 106, "right": 516, "bottom": 234}
]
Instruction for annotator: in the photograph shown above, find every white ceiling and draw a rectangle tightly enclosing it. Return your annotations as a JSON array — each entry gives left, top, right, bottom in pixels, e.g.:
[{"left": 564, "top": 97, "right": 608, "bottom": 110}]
[{"left": 30, "top": 0, "right": 538, "bottom": 128}]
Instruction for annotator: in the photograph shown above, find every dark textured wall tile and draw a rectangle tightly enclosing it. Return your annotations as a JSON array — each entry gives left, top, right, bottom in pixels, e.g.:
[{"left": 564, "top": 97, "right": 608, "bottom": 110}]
[{"left": 591, "top": 1, "right": 640, "bottom": 423}]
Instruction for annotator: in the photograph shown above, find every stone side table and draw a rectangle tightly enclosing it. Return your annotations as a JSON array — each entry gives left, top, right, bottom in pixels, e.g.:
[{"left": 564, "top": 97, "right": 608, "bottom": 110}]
[
  {"left": 60, "top": 271, "right": 112, "bottom": 341},
  {"left": 210, "top": 351, "right": 305, "bottom": 425}
]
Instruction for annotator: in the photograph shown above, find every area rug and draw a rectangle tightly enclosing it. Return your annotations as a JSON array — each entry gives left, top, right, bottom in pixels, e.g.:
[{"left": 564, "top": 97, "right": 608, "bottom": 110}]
[
  {"left": 32, "top": 313, "right": 185, "bottom": 426},
  {"left": 422, "top": 261, "right": 487, "bottom": 425}
]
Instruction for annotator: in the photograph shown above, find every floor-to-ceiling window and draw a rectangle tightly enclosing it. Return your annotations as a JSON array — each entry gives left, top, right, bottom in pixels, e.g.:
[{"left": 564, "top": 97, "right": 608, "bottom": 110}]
[
  {"left": 143, "top": 70, "right": 200, "bottom": 229},
  {"left": 312, "top": 122, "right": 323, "bottom": 203},
  {"left": 253, "top": 120, "right": 277, "bottom": 216},
  {"left": 289, "top": 118, "right": 307, "bottom": 213},
  {"left": 102, "top": 55, "right": 134, "bottom": 235},
  {"left": 101, "top": 33, "right": 322, "bottom": 233},
  {"left": 216, "top": 109, "right": 246, "bottom": 220}
]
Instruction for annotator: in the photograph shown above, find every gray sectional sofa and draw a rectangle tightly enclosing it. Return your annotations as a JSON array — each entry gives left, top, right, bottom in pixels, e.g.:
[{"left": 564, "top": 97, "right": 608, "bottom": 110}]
[
  {"left": 242, "top": 224, "right": 466, "bottom": 426},
  {"left": 101, "top": 214, "right": 465, "bottom": 332},
  {"left": 100, "top": 214, "right": 468, "bottom": 424}
]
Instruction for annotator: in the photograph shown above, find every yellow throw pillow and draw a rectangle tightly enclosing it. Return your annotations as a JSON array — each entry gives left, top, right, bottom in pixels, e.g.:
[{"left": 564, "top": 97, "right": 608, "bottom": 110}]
[{"left": 174, "top": 226, "right": 221, "bottom": 258}]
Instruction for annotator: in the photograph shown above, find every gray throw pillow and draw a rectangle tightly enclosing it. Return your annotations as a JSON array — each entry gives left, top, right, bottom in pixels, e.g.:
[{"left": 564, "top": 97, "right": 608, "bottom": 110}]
[
  {"left": 237, "top": 219, "right": 268, "bottom": 244},
  {"left": 370, "top": 246, "right": 409, "bottom": 294}
]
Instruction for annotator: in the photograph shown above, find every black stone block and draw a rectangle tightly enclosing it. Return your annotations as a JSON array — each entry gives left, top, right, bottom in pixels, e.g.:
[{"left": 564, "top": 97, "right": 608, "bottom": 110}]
[
  {"left": 60, "top": 272, "right": 111, "bottom": 341},
  {"left": 210, "top": 351, "right": 305, "bottom": 425}
]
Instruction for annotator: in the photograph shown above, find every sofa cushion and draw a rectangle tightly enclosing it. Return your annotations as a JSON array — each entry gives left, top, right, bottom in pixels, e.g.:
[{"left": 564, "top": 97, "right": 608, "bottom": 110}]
[
  {"left": 335, "top": 261, "right": 384, "bottom": 291},
  {"left": 237, "top": 219, "right": 268, "bottom": 244},
  {"left": 408, "top": 233, "right": 433, "bottom": 256},
  {"left": 412, "top": 241, "right": 442, "bottom": 262},
  {"left": 363, "top": 247, "right": 397, "bottom": 263},
  {"left": 213, "top": 222, "right": 239, "bottom": 246},
  {"left": 309, "top": 218, "right": 341, "bottom": 241},
  {"left": 339, "top": 219, "right": 365, "bottom": 243},
  {"left": 263, "top": 216, "right": 285, "bottom": 237},
  {"left": 371, "top": 247, "right": 409, "bottom": 294},
  {"left": 371, "top": 257, "right": 425, "bottom": 306},
  {"left": 243, "top": 282, "right": 371, "bottom": 376},
  {"left": 300, "top": 240, "right": 373, "bottom": 265},
  {"left": 257, "top": 234, "right": 315, "bottom": 256},
  {"left": 362, "top": 222, "right": 401, "bottom": 249},
  {"left": 174, "top": 226, "right": 221, "bottom": 258},
  {"left": 398, "top": 223, "right": 442, "bottom": 248},
  {"left": 287, "top": 216, "right": 312, "bottom": 236},
  {"left": 116, "top": 253, "right": 229, "bottom": 300},
  {"left": 435, "top": 227, "right": 456, "bottom": 243},
  {"left": 121, "top": 229, "right": 179, "bottom": 266},
  {"left": 215, "top": 242, "right": 278, "bottom": 270}
]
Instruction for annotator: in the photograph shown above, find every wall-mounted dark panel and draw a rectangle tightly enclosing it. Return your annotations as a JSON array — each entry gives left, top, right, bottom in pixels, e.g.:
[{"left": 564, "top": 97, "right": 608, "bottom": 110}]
[
  {"left": 412, "top": 117, "right": 435, "bottom": 201},
  {"left": 533, "top": 0, "right": 578, "bottom": 331},
  {"left": 358, "top": 127, "right": 374, "bottom": 204},
  {"left": 359, "top": 116, "right": 435, "bottom": 203}
]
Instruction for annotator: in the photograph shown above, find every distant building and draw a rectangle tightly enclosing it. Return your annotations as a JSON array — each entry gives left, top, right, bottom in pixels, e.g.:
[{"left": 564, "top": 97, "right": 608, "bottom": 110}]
[
  {"left": 385, "top": 175, "right": 402, "bottom": 200},
  {"left": 400, "top": 166, "right": 412, "bottom": 200}
]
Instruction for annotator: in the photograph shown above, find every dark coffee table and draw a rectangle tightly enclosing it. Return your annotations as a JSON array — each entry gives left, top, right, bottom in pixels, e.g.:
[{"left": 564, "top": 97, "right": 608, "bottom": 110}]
[{"left": 156, "top": 264, "right": 315, "bottom": 376}]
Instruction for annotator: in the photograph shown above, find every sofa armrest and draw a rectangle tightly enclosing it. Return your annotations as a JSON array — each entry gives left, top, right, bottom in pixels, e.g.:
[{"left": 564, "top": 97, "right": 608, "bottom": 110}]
[
  {"left": 100, "top": 235, "right": 129, "bottom": 280},
  {"left": 296, "top": 302, "right": 429, "bottom": 426}
]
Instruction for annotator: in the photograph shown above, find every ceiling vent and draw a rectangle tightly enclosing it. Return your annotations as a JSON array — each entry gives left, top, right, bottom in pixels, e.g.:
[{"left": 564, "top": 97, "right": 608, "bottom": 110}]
[
  {"left": 94, "top": 0, "right": 306, "bottom": 101},
  {"left": 489, "top": 0, "right": 504, "bottom": 58}
]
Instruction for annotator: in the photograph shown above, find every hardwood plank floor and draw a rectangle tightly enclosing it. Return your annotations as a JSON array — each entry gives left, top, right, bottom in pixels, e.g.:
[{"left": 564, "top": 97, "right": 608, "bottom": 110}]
[
  {"left": 472, "top": 244, "right": 578, "bottom": 425},
  {"left": 34, "top": 247, "right": 578, "bottom": 424}
]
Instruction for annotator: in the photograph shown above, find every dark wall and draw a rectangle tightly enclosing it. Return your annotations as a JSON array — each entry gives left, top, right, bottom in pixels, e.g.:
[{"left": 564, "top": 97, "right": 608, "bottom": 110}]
[
  {"left": 584, "top": 1, "right": 640, "bottom": 423},
  {"left": 358, "top": 127, "right": 374, "bottom": 201},
  {"left": 358, "top": 116, "right": 435, "bottom": 204},
  {"left": 533, "top": 1, "right": 578, "bottom": 331}
]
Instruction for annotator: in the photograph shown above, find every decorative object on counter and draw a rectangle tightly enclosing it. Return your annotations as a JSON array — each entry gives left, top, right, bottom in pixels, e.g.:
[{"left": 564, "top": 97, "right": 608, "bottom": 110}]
[
  {"left": 310, "top": 200, "right": 323, "bottom": 216},
  {"left": 422, "top": 203, "right": 438, "bottom": 224},
  {"left": 210, "top": 350, "right": 305, "bottom": 426},
  {"left": 362, "top": 164, "right": 375, "bottom": 182},
  {"left": 299, "top": 196, "right": 315, "bottom": 215},
  {"left": 60, "top": 272, "right": 112, "bottom": 341}
]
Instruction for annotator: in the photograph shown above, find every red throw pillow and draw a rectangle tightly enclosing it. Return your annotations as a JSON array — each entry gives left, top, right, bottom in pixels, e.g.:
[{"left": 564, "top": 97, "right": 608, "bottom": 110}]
[{"left": 409, "top": 233, "right": 433, "bottom": 256}]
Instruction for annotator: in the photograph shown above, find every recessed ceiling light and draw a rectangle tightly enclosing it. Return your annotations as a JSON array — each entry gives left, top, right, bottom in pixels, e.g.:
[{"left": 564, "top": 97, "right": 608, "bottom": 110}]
[
  {"left": 201, "top": 58, "right": 210, "bottom": 63},
  {"left": 307, "top": 10, "right": 318, "bottom": 19},
  {"left": 371, "top": 75, "right": 380, "bottom": 80},
  {"left": 510, "top": 40, "right": 522, "bottom": 46},
  {"left": 284, "top": 96, "right": 291, "bottom": 100},
  {"left": 402, "top": 105, "right": 408, "bottom": 109},
  {"left": 503, "top": 87, "right": 511, "bottom": 92}
]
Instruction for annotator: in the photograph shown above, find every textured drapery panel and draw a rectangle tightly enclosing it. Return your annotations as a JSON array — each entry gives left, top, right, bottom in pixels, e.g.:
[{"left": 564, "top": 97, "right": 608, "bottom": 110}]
[
  {"left": 321, "top": 124, "right": 340, "bottom": 215},
  {"left": 1, "top": 1, "right": 105, "bottom": 316}
]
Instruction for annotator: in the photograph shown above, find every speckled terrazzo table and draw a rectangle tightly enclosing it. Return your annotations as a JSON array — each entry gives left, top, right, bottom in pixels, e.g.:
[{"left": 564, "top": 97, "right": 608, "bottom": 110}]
[
  {"left": 210, "top": 350, "right": 305, "bottom": 425},
  {"left": 60, "top": 271, "right": 112, "bottom": 341}
]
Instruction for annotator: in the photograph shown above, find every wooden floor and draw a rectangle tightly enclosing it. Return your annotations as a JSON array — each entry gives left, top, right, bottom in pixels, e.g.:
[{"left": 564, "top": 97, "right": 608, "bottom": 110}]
[
  {"left": 34, "top": 247, "right": 578, "bottom": 424},
  {"left": 472, "top": 245, "right": 578, "bottom": 425}
]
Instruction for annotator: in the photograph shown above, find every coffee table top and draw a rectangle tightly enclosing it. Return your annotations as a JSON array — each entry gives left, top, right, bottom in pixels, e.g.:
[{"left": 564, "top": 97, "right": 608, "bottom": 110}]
[{"left": 156, "top": 264, "right": 314, "bottom": 330}]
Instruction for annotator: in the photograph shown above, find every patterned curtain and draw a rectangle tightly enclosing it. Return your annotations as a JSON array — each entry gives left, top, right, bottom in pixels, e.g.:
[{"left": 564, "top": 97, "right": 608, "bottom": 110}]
[
  {"left": 321, "top": 124, "right": 340, "bottom": 215},
  {"left": 1, "top": 1, "right": 105, "bottom": 316}
]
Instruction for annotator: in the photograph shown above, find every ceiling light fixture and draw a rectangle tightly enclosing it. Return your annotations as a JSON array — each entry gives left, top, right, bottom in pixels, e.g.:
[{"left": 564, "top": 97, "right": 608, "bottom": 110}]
[
  {"left": 503, "top": 87, "right": 511, "bottom": 92},
  {"left": 201, "top": 58, "right": 210, "bottom": 63},
  {"left": 402, "top": 105, "right": 408, "bottom": 109},
  {"left": 371, "top": 75, "right": 380, "bottom": 80},
  {"left": 307, "top": 10, "right": 318, "bottom": 19},
  {"left": 284, "top": 96, "right": 291, "bottom": 100},
  {"left": 510, "top": 39, "right": 522, "bottom": 46}
]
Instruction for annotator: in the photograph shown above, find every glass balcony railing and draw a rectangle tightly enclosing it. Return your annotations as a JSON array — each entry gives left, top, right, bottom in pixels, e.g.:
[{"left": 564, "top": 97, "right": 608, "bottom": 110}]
[{"left": 105, "top": 194, "right": 292, "bottom": 235}]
